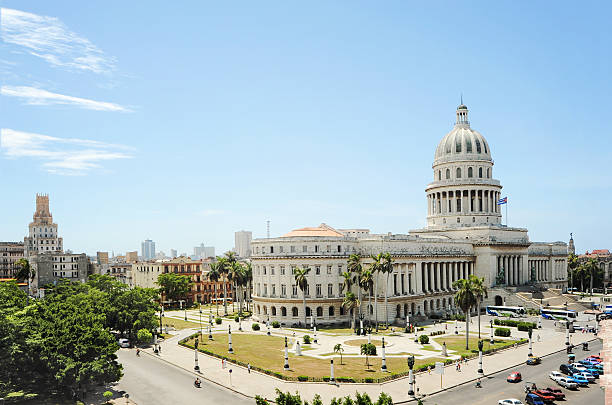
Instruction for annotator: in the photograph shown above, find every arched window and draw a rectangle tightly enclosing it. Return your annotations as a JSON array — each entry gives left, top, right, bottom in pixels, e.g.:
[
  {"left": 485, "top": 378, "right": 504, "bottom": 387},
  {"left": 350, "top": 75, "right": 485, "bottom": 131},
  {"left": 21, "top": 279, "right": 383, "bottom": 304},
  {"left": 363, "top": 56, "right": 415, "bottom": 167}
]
[
  {"left": 424, "top": 301, "right": 428, "bottom": 312},
  {"left": 328, "top": 306, "right": 334, "bottom": 316},
  {"left": 292, "top": 307, "right": 298, "bottom": 317},
  {"left": 446, "top": 169, "right": 450, "bottom": 179},
  {"left": 396, "top": 304, "right": 401, "bottom": 318},
  {"left": 487, "top": 168, "right": 490, "bottom": 178},
  {"left": 438, "top": 170, "right": 441, "bottom": 181},
  {"left": 456, "top": 138, "right": 462, "bottom": 153},
  {"left": 478, "top": 167, "right": 483, "bottom": 178},
  {"left": 436, "top": 299, "right": 440, "bottom": 309},
  {"left": 475, "top": 138, "right": 482, "bottom": 153},
  {"left": 264, "top": 306, "right": 268, "bottom": 315},
  {"left": 257, "top": 305, "right": 260, "bottom": 314},
  {"left": 316, "top": 306, "right": 323, "bottom": 317},
  {"left": 456, "top": 168, "right": 462, "bottom": 178},
  {"left": 281, "top": 307, "right": 287, "bottom": 317},
  {"left": 271, "top": 306, "right": 277, "bottom": 316},
  {"left": 306, "top": 307, "right": 311, "bottom": 317},
  {"left": 468, "top": 167, "right": 473, "bottom": 178},
  {"left": 466, "top": 138, "right": 472, "bottom": 153}
]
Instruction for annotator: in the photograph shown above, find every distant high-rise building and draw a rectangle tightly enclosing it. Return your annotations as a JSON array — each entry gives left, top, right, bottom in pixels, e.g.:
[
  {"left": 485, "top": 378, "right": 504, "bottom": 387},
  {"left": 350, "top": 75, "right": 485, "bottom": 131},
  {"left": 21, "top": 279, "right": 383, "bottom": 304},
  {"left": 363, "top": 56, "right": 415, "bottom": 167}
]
[
  {"left": 97, "top": 251, "right": 109, "bottom": 265},
  {"left": 125, "top": 251, "right": 138, "bottom": 263},
  {"left": 24, "top": 194, "right": 63, "bottom": 256},
  {"left": 170, "top": 249, "right": 177, "bottom": 258},
  {"left": 141, "top": 239, "right": 156, "bottom": 260},
  {"left": 235, "top": 231, "right": 252, "bottom": 258},
  {"left": 194, "top": 243, "right": 215, "bottom": 259},
  {"left": 0, "top": 242, "right": 25, "bottom": 278}
]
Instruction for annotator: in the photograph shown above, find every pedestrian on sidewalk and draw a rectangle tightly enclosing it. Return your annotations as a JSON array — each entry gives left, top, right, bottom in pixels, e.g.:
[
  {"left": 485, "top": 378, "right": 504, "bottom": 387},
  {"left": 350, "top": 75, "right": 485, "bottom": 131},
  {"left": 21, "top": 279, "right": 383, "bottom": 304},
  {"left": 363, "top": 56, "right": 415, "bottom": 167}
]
[
  {"left": 247, "top": 363, "right": 251, "bottom": 374},
  {"left": 537, "top": 334, "right": 541, "bottom": 342},
  {"left": 158, "top": 345, "right": 161, "bottom": 354},
  {"left": 428, "top": 365, "right": 432, "bottom": 375}
]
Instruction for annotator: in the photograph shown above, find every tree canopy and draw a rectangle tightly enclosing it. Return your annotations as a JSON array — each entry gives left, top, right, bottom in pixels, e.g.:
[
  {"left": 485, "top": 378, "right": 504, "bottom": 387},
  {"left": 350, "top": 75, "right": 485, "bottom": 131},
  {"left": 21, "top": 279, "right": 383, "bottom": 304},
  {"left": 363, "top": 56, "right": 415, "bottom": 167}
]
[{"left": 157, "top": 272, "right": 193, "bottom": 303}]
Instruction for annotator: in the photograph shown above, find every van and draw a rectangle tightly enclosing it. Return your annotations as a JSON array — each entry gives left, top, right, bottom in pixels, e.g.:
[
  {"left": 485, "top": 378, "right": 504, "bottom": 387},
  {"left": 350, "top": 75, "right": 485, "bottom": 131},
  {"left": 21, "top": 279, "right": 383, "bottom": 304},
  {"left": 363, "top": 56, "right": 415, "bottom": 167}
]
[{"left": 118, "top": 338, "right": 130, "bottom": 348}]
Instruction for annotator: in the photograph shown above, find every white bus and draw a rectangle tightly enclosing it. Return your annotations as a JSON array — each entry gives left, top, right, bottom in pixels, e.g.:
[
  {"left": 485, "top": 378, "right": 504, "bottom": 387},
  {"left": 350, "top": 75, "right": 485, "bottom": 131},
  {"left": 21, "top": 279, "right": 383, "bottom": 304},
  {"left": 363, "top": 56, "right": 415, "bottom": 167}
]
[
  {"left": 486, "top": 306, "right": 526, "bottom": 318},
  {"left": 540, "top": 308, "right": 577, "bottom": 321}
]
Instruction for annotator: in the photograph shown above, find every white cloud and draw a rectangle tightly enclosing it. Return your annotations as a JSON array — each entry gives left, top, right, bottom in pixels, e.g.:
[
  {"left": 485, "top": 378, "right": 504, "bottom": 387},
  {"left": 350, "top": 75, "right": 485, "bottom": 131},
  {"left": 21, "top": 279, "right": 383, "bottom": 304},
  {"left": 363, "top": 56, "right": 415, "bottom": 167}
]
[
  {"left": 1, "top": 85, "right": 131, "bottom": 112},
  {"left": 0, "top": 128, "right": 133, "bottom": 175},
  {"left": 1, "top": 8, "right": 115, "bottom": 74},
  {"left": 198, "top": 209, "right": 226, "bottom": 216}
]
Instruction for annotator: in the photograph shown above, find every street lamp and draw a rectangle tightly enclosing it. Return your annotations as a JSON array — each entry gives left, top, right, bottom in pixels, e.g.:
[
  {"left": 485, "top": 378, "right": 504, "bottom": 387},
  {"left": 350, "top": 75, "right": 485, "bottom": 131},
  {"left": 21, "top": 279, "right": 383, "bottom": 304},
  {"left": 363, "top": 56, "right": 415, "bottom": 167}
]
[
  {"left": 477, "top": 339, "right": 484, "bottom": 375},
  {"left": 407, "top": 355, "right": 415, "bottom": 396},
  {"left": 527, "top": 328, "right": 533, "bottom": 357},
  {"left": 184, "top": 304, "right": 188, "bottom": 321},
  {"left": 159, "top": 305, "right": 164, "bottom": 335},
  {"left": 199, "top": 303, "right": 203, "bottom": 337},
  {"left": 359, "top": 313, "right": 365, "bottom": 336},
  {"left": 194, "top": 337, "right": 200, "bottom": 371},
  {"left": 489, "top": 320, "right": 494, "bottom": 344}
]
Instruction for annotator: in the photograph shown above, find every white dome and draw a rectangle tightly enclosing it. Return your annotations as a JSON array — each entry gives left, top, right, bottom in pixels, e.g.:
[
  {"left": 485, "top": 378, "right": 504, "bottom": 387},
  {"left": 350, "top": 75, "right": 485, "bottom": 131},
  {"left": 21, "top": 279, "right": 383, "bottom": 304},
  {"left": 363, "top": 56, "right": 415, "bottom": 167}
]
[{"left": 434, "top": 105, "right": 492, "bottom": 165}]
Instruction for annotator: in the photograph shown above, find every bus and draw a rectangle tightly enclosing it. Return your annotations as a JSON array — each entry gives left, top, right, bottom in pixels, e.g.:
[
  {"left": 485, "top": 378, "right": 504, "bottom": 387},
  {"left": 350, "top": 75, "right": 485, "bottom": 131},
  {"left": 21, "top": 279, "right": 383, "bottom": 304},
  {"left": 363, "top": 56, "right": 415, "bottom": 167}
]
[
  {"left": 540, "top": 308, "right": 577, "bottom": 321},
  {"left": 486, "top": 306, "right": 526, "bottom": 318}
]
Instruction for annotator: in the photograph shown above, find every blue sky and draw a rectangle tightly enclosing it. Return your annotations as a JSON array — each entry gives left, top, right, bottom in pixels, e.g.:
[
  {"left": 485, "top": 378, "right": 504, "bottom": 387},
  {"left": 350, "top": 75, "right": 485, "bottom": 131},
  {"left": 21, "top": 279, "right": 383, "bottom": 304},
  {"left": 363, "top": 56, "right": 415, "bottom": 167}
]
[{"left": 1, "top": 1, "right": 610, "bottom": 256}]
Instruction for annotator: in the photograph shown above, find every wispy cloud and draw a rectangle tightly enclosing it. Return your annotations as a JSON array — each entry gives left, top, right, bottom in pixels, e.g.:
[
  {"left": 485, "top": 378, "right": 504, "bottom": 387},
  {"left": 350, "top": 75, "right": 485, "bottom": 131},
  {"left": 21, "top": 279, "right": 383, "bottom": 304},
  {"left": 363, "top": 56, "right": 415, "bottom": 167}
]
[
  {"left": 0, "top": 128, "right": 133, "bottom": 175},
  {"left": 1, "top": 8, "right": 115, "bottom": 74},
  {"left": 1, "top": 85, "right": 131, "bottom": 112},
  {"left": 198, "top": 209, "right": 227, "bottom": 216}
]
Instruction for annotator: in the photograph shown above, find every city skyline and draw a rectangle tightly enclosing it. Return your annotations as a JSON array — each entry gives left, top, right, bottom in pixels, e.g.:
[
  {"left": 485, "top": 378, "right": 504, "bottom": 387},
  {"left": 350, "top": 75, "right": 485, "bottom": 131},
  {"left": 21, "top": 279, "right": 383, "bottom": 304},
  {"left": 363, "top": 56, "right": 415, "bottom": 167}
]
[{"left": 1, "top": 2, "right": 611, "bottom": 255}]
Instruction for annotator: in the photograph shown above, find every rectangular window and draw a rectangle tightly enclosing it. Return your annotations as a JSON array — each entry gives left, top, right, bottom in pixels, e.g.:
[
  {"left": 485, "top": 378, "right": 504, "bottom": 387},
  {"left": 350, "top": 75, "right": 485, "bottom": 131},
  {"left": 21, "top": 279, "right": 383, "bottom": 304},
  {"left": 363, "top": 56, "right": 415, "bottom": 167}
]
[
  {"left": 456, "top": 199, "right": 461, "bottom": 212},
  {"left": 316, "top": 284, "right": 321, "bottom": 297},
  {"left": 314, "top": 245, "right": 319, "bottom": 252},
  {"left": 271, "top": 284, "right": 276, "bottom": 296},
  {"left": 338, "top": 264, "right": 343, "bottom": 275},
  {"left": 263, "top": 284, "right": 267, "bottom": 296},
  {"left": 291, "top": 246, "right": 295, "bottom": 253},
  {"left": 270, "top": 246, "right": 274, "bottom": 253},
  {"left": 326, "top": 245, "right": 331, "bottom": 252},
  {"left": 281, "top": 284, "right": 286, "bottom": 296},
  {"left": 328, "top": 283, "right": 333, "bottom": 297},
  {"left": 292, "top": 284, "right": 298, "bottom": 296},
  {"left": 270, "top": 266, "right": 275, "bottom": 275},
  {"left": 280, "top": 246, "right": 284, "bottom": 253},
  {"left": 339, "top": 283, "right": 344, "bottom": 294},
  {"left": 302, "top": 246, "right": 307, "bottom": 253},
  {"left": 327, "top": 265, "right": 332, "bottom": 274},
  {"left": 315, "top": 265, "right": 320, "bottom": 275},
  {"left": 291, "top": 265, "right": 296, "bottom": 274},
  {"left": 280, "top": 265, "right": 285, "bottom": 275},
  {"left": 263, "top": 266, "right": 267, "bottom": 275},
  {"left": 337, "top": 245, "right": 341, "bottom": 252}
]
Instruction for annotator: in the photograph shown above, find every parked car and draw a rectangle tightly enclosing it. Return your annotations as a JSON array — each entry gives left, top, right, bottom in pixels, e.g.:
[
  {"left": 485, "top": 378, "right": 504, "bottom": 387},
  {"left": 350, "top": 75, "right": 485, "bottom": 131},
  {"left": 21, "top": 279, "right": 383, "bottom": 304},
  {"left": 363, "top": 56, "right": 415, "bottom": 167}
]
[
  {"left": 525, "top": 393, "right": 545, "bottom": 405},
  {"left": 508, "top": 372, "right": 522, "bottom": 383},
  {"left": 526, "top": 356, "right": 542, "bottom": 365},
  {"left": 556, "top": 377, "right": 578, "bottom": 390},
  {"left": 532, "top": 390, "right": 555, "bottom": 404},
  {"left": 569, "top": 374, "right": 589, "bottom": 386},
  {"left": 118, "top": 338, "right": 130, "bottom": 348},
  {"left": 579, "top": 359, "right": 600, "bottom": 367},
  {"left": 571, "top": 363, "right": 600, "bottom": 377},
  {"left": 560, "top": 364, "right": 578, "bottom": 375},
  {"left": 543, "top": 387, "right": 565, "bottom": 400},
  {"left": 498, "top": 399, "right": 523, "bottom": 405},
  {"left": 574, "top": 371, "right": 595, "bottom": 382},
  {"left": 549, "top": 371, "right": 563, "bottom": 382}
]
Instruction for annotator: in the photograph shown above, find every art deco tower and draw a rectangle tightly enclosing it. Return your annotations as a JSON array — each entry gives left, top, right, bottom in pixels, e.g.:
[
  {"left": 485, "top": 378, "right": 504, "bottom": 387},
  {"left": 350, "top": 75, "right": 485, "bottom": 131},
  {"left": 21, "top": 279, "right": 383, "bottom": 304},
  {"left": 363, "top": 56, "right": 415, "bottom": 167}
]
[{"left": 24, "top": 194, "right": 63, "bottom": 256}]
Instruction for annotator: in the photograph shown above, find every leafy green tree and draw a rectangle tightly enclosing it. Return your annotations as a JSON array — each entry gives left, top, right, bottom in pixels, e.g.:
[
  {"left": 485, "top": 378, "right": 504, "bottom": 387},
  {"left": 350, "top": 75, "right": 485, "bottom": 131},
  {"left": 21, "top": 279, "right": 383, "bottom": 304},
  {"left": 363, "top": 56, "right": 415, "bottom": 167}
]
[
  {"left": 360, "top": 343, "right": 376, "bottom": 369},
  {"left": 334, "top": 343, "right": 344, "bottom": 364},
  {"left": 157, "top": 272, "right": 193, "bottom": 304},
  {"left": 137, "top": 328, "right": 153, "bottom": 344},
  {"left": 294, "top": 266, "right": 311, "bottom": 326},
  {"left": 453, "top": 277, "right": 478, "bottom": 350},
  {"left": 470, "top": 275, "right": 487, "bottom": 339}
]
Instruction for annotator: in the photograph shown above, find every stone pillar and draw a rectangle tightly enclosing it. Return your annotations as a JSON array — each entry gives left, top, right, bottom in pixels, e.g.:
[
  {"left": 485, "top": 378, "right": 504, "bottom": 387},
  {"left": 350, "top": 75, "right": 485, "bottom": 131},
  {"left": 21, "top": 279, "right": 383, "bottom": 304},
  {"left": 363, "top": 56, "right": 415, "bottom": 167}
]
[
  {"left": 504, "top": 256, "right": 509, "bottom": 285},
  {"left": 330, "top": 359, "right": 335, "bottom": 383},
  {"left": 381, "top": 337, "right": 387, "bottom": 371},
  {"left": 228, "top": 325, "right": 233, "bottom": 353},
  {"left": 284, "top": 337, "right": 289, "bottom": 369}
]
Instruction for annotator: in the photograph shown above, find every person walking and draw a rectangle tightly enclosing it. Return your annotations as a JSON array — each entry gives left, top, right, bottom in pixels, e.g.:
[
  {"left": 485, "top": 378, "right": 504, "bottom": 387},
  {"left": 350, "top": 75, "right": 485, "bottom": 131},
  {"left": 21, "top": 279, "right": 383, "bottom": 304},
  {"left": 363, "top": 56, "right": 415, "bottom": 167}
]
[
  {"left": 428, "top": 365, "right": 432, "bottom": 375},
  {"left": 458, "top": 362, "right": 461, "bottom": 372},
  {"left": 247, "top": 363, "right": 251, "bottom": 374}
]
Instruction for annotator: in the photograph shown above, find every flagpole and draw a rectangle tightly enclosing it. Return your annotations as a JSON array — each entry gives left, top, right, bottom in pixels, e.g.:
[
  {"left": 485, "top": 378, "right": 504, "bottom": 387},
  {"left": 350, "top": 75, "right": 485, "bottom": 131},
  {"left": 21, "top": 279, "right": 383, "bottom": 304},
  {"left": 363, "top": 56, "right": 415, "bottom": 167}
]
[{"left": 505, "top": 201, "right": 508, "bottom": 226}]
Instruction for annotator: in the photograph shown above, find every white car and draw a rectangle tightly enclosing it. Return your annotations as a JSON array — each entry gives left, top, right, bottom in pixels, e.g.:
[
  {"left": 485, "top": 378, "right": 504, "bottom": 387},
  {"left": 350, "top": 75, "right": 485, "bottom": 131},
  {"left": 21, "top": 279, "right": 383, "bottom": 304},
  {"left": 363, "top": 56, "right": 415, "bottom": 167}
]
[
  {"left": 574, "top": 372, "right": 595, "bottom": 382},
  {"left": 118, "top": 338, "right": 130, "bottom": 348},
  {"left": 557, "top": 377, "right": 578, "bottom": 389},
  {"left": 549, "top": 371, "right": 563, "bottom": 382},
  {"left": 498, "top": 399, "right": 523, "bottom": 405}
]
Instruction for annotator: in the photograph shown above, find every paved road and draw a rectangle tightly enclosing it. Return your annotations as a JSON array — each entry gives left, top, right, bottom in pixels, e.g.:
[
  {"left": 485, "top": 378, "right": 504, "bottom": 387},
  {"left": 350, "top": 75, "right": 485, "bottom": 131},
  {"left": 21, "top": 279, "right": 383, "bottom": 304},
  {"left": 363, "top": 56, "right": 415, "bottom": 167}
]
[
  {"left": 115, "top": 349, "right": 253, "bottom": 405},
  {"left": 422, "top": 339, "right": 604, "bottom": 405}
]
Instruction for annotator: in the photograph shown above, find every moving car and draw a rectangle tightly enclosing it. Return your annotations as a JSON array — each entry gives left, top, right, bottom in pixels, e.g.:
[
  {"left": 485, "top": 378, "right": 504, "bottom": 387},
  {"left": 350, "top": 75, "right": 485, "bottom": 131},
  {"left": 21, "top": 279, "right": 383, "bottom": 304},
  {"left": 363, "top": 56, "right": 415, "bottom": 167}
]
[
  {"left": 498, "top": 400, "right": 523, "bottom": 405},
  {"left": 556, "top": 377, "right": 578, "bottom": 390},
  {"left": 118, "top": 338, "right": 130, "bottom": 348},
  {"left": 532, "top": 390, "right": 555, "bottom": 404},
  {"left": 543, "top": 387, "right": 565, "bottom": 400},
  {"left": 508, "top": 372, "right": 522, "bottom": 383},
  {"left": 526, "top": 356, "right": 542, "bottom": 365},
  {"left": 525, "top": 393, "right": 545, "bottom": 405},
  {"left": 548, "top": 371, "right": 563, "bottom": 382}
]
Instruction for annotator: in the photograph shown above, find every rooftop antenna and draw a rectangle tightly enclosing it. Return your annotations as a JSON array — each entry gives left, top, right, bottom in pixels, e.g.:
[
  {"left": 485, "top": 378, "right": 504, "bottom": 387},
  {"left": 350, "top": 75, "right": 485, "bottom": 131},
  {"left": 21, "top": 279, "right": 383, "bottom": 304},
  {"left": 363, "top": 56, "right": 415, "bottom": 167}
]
[
  {"left": 266, "top": 220, "right": 270, "bottom": 239},
  {"left": 460, "top": 93, "right": 463, "bottom": 105}
]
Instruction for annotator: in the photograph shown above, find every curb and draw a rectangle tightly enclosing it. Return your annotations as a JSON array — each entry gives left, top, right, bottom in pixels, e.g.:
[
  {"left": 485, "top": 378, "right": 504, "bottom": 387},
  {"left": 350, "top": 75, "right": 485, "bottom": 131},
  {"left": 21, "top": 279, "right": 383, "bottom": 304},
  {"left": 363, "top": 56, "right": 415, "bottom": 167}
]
[{"left": 394, "top": 336, "right": 601, "bottom": 404}]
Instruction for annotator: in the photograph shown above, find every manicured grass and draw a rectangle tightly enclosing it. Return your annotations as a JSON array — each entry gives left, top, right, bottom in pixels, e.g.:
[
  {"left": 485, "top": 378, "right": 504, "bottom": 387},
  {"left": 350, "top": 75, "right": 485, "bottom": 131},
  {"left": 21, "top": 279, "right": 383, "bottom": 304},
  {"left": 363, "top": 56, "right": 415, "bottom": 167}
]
[
  {"left": 344, "top": 338, "right": 384, "bottom": 347},
  {"left": 161, "top": 317, "right": 201, "bottom": 330},
  {"left": 433, "top": 335, "right": 520, "bottom": 358},
  {"left": 184, "top": 333, "right": 445, "bottom": 379}
]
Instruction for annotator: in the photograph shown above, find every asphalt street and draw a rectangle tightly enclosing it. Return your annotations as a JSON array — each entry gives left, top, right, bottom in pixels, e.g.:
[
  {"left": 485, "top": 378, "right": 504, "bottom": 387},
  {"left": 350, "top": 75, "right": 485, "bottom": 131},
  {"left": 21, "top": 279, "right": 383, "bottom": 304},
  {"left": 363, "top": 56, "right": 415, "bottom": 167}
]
[
  {"left": 422, "top": 339, "right": 604, "bottom": 405},
  {"left": 115, "top": 349, "right": 253, "bottom": 405}
]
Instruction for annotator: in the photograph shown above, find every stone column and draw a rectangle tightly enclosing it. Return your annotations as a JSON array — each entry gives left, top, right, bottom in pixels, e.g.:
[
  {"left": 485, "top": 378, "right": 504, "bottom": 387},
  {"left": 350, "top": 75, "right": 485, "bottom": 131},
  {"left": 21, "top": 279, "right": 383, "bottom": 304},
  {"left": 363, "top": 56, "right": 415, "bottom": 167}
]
[
  {"left": 435, "top": 262, "right": 440, "bottom": 291},
  {"left": 504, "top": 256, "right": 509, "bottom": 285}
]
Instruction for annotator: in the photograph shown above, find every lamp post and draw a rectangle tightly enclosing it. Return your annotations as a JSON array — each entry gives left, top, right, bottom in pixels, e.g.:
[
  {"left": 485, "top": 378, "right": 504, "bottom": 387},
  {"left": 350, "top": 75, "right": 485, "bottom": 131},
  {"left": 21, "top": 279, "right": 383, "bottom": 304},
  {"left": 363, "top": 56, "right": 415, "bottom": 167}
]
[
  {"left": 153, "top": 332, "right": 158, "bottom": 354},
  {"left": 565, "top": 321, "right": 570, "bottom": 346},
  {"left": 455, "top": 320, "right": 458, "bottom": 335},
  {"left": 406, "top": 312, "right": 411, "bottom": 333},
  {"left": 528, "top": 328, "right": 533, "bottom": 357},
  {"left": 330, "top": 359, "right": 335, "bottom": 383},
  {"left": 489, "top": 320, "right": 494, "bottom": 344},
  {"left": 284, "top": 337, "right": 289, "bottom": 369},
  {"left": 314, "top": 325, "right": 317, "bottom": 344},
  {"left": 184, "top": 302, "right": 188, "bottom": 321},
  {"left": 199, "top": 303, "right": 203, "bottom": 337},
  {"left": 208, "top": 314, "right": 213, "bottom": 340},
  {"left": 381, "top": 337, "right": 387, "bottom": 371},
  {"left": 238, "top": 315, "right": 242, "bottom": 332},
  {"left": 194, "top": 338, "right": 200, "bottom": 371},
  {"left": 407, "top": 355, "right": 415, "bottom": 396},
  {"left": 477, "top": 339, "right": 484, "bottom": 376},
  {"left": 159, "top": 305, "right": 164, "bottom": 335},
  {"left": 267, "top": 321, "right": 271, "bottom": 336},
  {"left": 359, "top": 313, "right": 364, "bottom": 336},
  {"left": 228, "top": 325, "right": 234, "bottom": 353}
]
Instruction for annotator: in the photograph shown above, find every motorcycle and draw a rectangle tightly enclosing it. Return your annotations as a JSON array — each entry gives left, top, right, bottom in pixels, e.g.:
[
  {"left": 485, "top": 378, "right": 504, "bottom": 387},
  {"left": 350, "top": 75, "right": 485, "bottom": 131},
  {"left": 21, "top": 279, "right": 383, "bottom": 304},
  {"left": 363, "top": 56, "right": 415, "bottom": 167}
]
[{"left": 194, "top": 380, "right": 201, "bottom": 388}]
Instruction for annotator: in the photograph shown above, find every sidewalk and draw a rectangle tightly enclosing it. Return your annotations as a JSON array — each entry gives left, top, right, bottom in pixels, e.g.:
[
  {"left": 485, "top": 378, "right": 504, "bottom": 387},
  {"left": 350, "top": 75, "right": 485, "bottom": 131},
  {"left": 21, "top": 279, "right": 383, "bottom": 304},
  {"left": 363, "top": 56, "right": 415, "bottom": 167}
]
[{"left": 143, "top": 325, "right": 599, "bottom": 404}]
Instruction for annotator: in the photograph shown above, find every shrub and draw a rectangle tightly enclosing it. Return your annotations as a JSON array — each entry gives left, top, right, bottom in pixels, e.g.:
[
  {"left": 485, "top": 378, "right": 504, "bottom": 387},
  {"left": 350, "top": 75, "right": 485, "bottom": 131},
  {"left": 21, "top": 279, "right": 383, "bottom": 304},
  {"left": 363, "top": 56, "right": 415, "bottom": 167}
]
[
  {"left": 297, "top": 375, "right": 309, "bottom": 381},
  {"left": 495, "top": 327, "right": 511, "bottom": 337},
  {"left": 517, "top": 322, "right": 536, "bottom": 331},
  {"left": 272, "top": 320, "right": 280, "bottom": 328},
  {"left": 303, "top": 335, "right": 312, "bottom": 344},
  {"left": 417, "top": 327, "right": 425, "bottom": 331},
  {"left": 419, "top": 335, "right": 430, "bottom": 344},
  {"left": 234, "top": 315, "right": 240, "bottom": 322},
  {"left": 364, "top": 377, "right": 374, "bottom": 383},
  {"left": 215, "top": 317, "right": 222, "bottom": 325},
  {"left": 103, "top": 391, "right": 113, "bottom": 403},
  {"left": 136, "top": 328, "right": 152, "bottom": 344},
  {"left": 252, "top": 323, "right": 260, "bottom": 331}
]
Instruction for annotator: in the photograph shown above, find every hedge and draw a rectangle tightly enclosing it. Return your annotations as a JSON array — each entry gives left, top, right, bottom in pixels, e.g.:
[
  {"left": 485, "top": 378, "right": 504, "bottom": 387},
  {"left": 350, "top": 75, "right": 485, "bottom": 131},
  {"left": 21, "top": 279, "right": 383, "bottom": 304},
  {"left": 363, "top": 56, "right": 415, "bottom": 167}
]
[
  {"left": 272, "top": 321, "right": 280, "bottom": 328},
  {"left": 419, "top": 335, "right": 430, "bottom": 344},
  {"left": 495, "top": 327, "right": 511, "bottom": 337},
  {"left": 493, "top": 319, "right": 537, "bottom": 330},
  {"left": 252, "top": 323, "right": 260, "bottom": 331}
]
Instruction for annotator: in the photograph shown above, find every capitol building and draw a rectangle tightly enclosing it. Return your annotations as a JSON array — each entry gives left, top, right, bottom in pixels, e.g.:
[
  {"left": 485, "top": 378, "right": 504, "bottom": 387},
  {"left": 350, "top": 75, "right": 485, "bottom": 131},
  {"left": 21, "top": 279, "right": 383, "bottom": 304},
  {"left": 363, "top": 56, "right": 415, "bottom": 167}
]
[{"left": 251, "top": 104, "right": 568, "bottom": 326}]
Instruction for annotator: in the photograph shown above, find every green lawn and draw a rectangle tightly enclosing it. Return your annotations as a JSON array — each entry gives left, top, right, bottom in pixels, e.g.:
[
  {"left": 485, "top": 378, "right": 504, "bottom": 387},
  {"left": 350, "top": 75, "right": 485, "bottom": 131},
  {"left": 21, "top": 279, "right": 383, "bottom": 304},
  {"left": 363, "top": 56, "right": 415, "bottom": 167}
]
[
  {"left": 160, "top": 317, "right": 201, "bottom": 330},
  {"left": 184, "top": 333, "right": 445, "bottom": 379},
  {"left": 433, "top": 335, "right": 521, "bottom": 358}
]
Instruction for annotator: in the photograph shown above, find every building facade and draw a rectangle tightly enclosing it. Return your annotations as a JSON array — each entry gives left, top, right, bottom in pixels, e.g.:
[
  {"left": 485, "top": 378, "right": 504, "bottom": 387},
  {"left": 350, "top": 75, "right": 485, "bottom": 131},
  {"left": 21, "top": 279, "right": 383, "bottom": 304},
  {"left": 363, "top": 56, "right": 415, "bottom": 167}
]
[
  {"left": 141, "top": 239, "right": 156, "bottom": 260},
  {"left": 579, "top": 249, "right": 612, "bottom": 288},
  {"left": 24, "top": 194, "right": 63, "bottom": 256},
  {"left": 30, "top": 252, "right": 91, "bottom": 292},
  {"left": 235, "top": 231, "right": 253, "bottom": 258},
  {"left": 0, "top": 242, "right": 25, "bottom": 278},
  {"left": 251, "top": 104, "right": 568, "bottom": 326}
]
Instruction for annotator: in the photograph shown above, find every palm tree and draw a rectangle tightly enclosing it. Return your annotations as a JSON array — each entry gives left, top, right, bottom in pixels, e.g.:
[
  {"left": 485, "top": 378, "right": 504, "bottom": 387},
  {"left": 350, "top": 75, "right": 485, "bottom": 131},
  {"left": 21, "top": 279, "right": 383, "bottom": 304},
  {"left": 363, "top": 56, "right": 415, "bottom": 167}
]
[
  {"left": 342, "top": 291, "right": 359, "bottom": 330},
  {"left": 230, "top": 261, "right": 244, "bottom": 314},
  {"left": 584, "top": 258, "right": 599, "bottom": 296},
  {"left": 334, "top": 343, "right": 344, "bottom": 365},
  {"left": 575, "top": 264, "right": 587, "bottom": 293},
  {"left": 224, "top": 251, "right": 238, "bottom": 312},
  {"left": 243, "top": 261, "right": 253, "bottom": 312},
  {"left": 360, "top": 269, "right": 374, "bottom": 328},
  {"left": 369, "top": 253, "right": 382, "bottom": 331},
  {"left": 453, "top": 277, "right": 478, "bottom": 350},
  {"left": 347, "top": 254, "right": 363, "bottom": 319},
  {"left": 341, "top": 271, "right": 352, "bottom": 295},
  {"left": 216, "top": 256, "right": 229, "bottom": 315},
  {"left": 567, "top": 253, "right": 579, "bottom": 294},
  {"left": 208, "top": 262, "right": 221, "bottom": 315},
  {"left": 380, "top": 252, "right": 394, "bottom": 329},
  {"left": 294, "top": 266, "right": 311, "bottom": 326},
  {"left": 469, "top": 274, "right": 487, "bottom": 339}
]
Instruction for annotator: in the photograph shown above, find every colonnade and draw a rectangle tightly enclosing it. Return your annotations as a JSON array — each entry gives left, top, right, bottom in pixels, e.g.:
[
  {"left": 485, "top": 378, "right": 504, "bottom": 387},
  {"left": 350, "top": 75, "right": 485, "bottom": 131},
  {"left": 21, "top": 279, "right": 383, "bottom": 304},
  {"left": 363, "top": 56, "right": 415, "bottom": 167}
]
[
  {"left": 497, "top": 255, "right": 522, "bottom": 286},
  {"left": 529, "top": 259, "right": 549, "bottom": 282},
  {"left": 427, "top": 189, "right": 501, "bottom": 216},
  {"left": 420, "top": 261, "right": 473, "bottom": 293}
]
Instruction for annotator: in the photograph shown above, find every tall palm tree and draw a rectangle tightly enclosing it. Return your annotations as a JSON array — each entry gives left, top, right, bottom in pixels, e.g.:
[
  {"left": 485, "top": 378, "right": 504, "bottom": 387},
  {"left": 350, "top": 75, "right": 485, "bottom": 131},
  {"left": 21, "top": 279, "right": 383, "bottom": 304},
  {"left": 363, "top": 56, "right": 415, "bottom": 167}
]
[
  {"left": 567, "top": 253, "right": 579, "bottom": 294},
  {"left": 347, "top": 254, "right": 363, "bottom": 319},
  {"left": 360, "top": 269, "right": 374, "bottom": 328},
  {"left": 575, "top": 264, "right": 587, "bottom": 292},
  {"left": 294, "top": 266, "right": 311, "bottom": 326},
  {"left": 368, "top": 254, "right": 382, "bottom": 331},
  {"left": 341, "top": 271, "right": 352, "bottom": 295},
  {"left": 380, "top": 252, "right": 394, "bottom": 329},
  {"left": 453, "top": 277, "right": 478, "bottom": 350},
  {"left": 584, "top": 258, "right": 599, "bottom": 296},
  {"left": 224, "top": 251, "right": 238, "bottom": 311},
  {"left": 243, "top": 261, "right": 253, "bottom": 312},
  {"left": 216, "top": 256, "right": 229, "bottom": 315},
  {"left": 208, "top": 262, "right": 221, "bottom": 316},
  {"left": 469, "top": 274, "right": 487, "bottom": 339},
  {"left": 230, "top": 261, "right": 245, "bottom": 314},
  {"left": 333, "top": 343, "right": 344, "bottom": 365},
  {"left": 342, "top": 291, "right": 359, "bottom": 330}
]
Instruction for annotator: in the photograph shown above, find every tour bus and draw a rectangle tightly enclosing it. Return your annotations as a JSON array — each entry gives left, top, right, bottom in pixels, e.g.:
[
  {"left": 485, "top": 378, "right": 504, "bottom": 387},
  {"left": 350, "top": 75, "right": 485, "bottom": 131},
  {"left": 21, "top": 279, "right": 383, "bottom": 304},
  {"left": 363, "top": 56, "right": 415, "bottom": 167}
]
[
  {"left": 540, "top": 308, "right": 577, "bottom": 321},
  {"left": 486, "top": 305, "right": 526, "bottom": 318}
]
